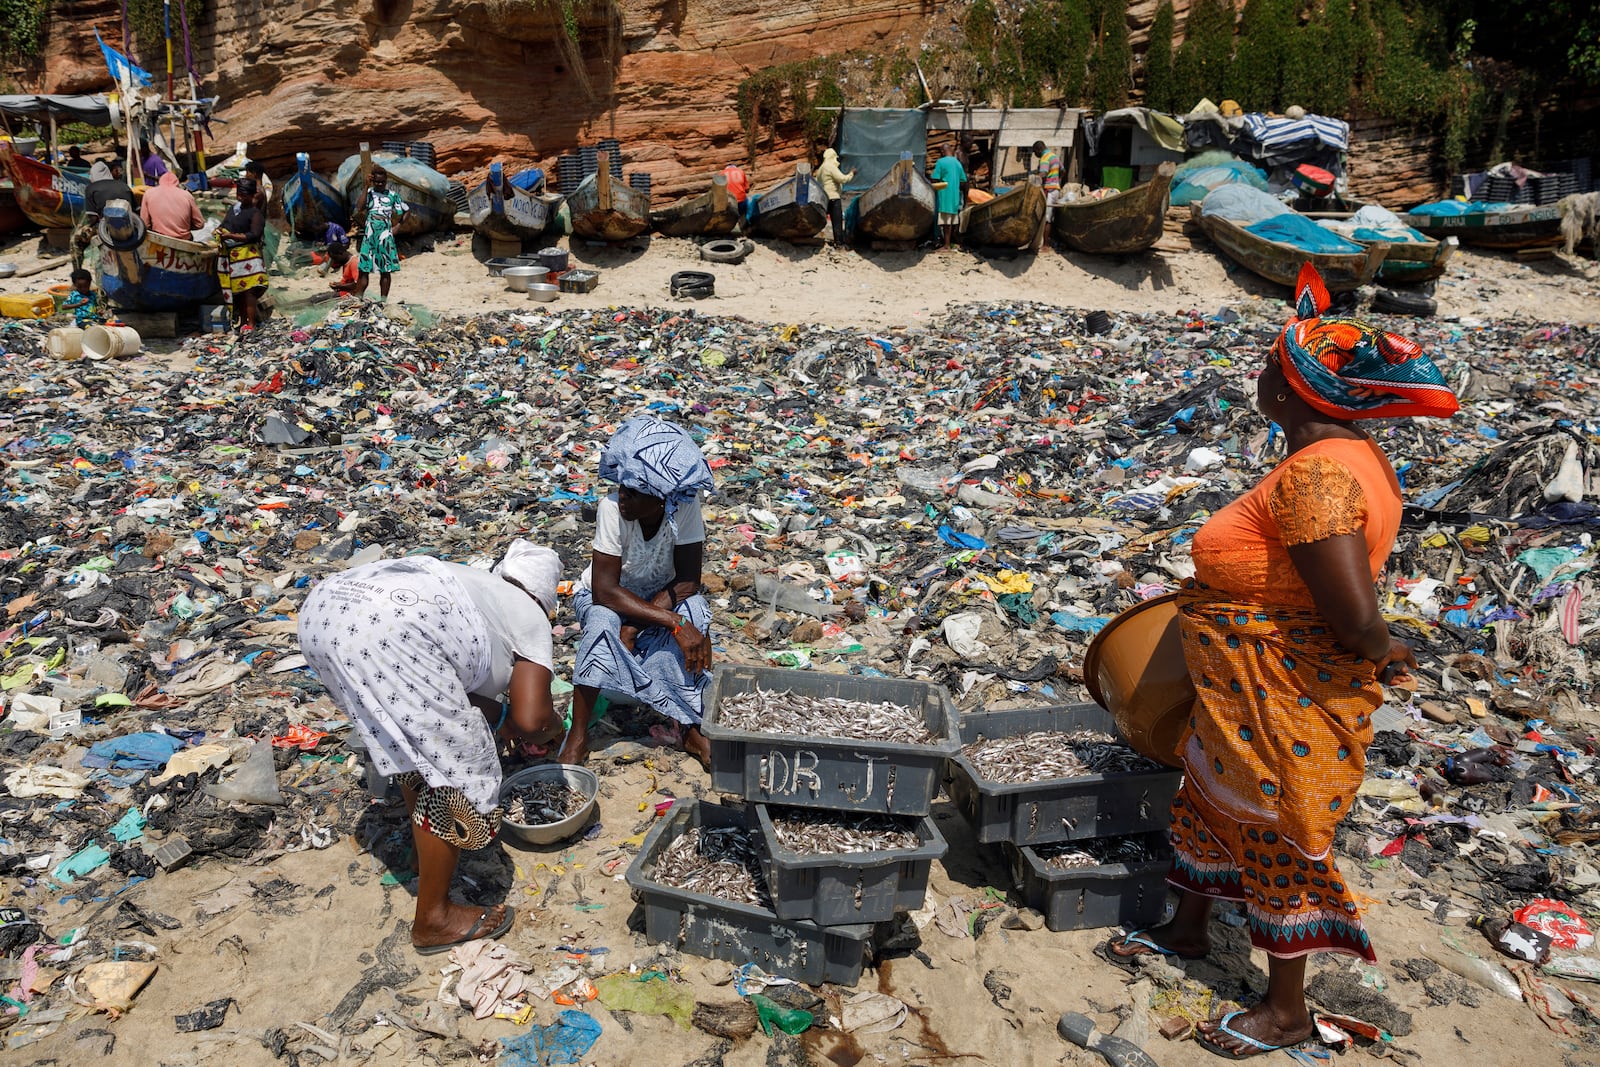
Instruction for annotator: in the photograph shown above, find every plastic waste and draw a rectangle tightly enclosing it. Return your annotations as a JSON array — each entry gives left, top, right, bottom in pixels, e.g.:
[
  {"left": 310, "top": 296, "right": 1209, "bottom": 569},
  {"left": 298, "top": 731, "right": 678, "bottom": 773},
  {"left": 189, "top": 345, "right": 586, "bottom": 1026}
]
[
  {"left": 594, "top": 973, "right": 694, "bottom": 1029},
  {"left": 203, "top": 740, "right": 285, "bottom": 805},
  {"left": 1423, "top": 942, "right": 1523, "bottom": 1001},
  {"left": 753, "top": 575, "right": 841, "bottom": 619},
  {"left": 751, "top": 992, "right": 813, "bottom": 1036}
]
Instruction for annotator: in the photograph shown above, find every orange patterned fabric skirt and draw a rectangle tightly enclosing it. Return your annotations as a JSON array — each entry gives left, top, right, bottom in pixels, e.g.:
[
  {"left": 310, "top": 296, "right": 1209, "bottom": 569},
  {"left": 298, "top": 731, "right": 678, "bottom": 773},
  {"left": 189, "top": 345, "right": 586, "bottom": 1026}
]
[{"left": 1166, "top": 592, "right": 1379, "bottom": 961}]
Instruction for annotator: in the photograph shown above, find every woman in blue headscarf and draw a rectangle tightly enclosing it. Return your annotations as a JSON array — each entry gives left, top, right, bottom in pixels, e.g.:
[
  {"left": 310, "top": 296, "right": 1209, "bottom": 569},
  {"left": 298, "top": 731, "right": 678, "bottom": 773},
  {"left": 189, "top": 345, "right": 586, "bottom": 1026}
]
[{"left": 561, "top": 417, "right": 716, "bottom": 768}]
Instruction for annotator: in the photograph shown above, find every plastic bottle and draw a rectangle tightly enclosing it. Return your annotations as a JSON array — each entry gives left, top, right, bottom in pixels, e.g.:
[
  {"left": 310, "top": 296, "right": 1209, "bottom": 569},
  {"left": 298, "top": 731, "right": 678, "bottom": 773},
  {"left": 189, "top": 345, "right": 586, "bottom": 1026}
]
[{"left": 1422, "top": 943, "right": 1523, "bottom": 1001}]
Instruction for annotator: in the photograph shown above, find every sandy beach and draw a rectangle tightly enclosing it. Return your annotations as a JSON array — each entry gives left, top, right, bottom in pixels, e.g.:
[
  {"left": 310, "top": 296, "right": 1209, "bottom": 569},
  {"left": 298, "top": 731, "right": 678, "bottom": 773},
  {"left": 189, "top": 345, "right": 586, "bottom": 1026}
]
[{"left": 1, "top": 222, "right": 1598, "bottom": 1067}]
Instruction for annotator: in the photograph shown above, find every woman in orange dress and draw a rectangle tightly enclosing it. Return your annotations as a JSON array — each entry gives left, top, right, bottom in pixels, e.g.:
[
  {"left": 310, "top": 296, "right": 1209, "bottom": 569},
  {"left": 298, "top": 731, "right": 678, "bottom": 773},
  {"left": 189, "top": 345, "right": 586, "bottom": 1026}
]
[{"left": 1109, "top": 264, "right": 1459, "bottom": 1058}]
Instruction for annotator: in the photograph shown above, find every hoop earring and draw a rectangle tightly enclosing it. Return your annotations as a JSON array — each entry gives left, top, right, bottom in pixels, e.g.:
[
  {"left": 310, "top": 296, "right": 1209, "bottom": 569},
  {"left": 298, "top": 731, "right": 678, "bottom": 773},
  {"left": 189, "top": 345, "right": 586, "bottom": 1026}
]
[{"left": 1276, "top": 393, "right": 1289, "bottom": 403}]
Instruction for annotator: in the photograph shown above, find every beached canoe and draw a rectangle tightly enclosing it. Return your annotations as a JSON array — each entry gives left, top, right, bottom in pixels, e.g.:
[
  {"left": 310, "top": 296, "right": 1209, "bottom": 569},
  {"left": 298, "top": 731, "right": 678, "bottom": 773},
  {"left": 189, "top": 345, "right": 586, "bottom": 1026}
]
[
  {"left": 1402, "top": 204, "right": 1562, "bottom": 250},
  {"left": 468, "top": 162, "right": 563, "bottom": 243},
  {"left": 1050, "top": 161, "right": 1175, "bottom": 255},
  {"left": 566, "top": 153, "right": 650, "bottom": 242},
  {"left": 1366, "top": 233, "right": 1456, "bottom": 283},
  {"left": 961, "top": 179, "right": 1047, "bottom": 249},
  {"left": 1190, "top": 204, "right": 1386, "bottom": 292},
  {"left": 0, "top": 141, "right": 87, "bottom": 230},
  {"left": 282, "top": 152, "right": 348, "bottom": 242},
  {"left": 94, "top": 198, "right": 220, "bottom": 311},
  {"left": 336, "top": 150, "right": 454, "bottom": 237},
  {"left": 749, "top": 162, "right": 827, "bottom": 241},
  {"left": 851, "top": 152, "right": 936, "bottom": 244},
  {"left": 650, "top": 174, "right": 740, "bottom": 237}
]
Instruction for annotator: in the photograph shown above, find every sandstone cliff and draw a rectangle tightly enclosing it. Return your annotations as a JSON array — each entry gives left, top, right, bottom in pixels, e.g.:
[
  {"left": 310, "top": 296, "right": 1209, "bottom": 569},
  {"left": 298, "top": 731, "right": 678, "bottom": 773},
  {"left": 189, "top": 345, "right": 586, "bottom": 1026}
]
[{"left": 19, "top": 0, "right": 1441, "bottom": 204}]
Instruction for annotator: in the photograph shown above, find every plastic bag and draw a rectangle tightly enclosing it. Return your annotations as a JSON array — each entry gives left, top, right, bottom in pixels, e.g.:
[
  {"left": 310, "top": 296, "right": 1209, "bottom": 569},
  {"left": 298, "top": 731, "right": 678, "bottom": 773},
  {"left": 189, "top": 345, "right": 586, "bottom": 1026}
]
[
  {"left": 751, "top": 993, "right": 812, "bottom": 1036},
  {"left": 594, "top": 973, "right": 694, "bottom": 1029},
  {"left": 203, "top": 739, "right": 285, "bottom": 805}
]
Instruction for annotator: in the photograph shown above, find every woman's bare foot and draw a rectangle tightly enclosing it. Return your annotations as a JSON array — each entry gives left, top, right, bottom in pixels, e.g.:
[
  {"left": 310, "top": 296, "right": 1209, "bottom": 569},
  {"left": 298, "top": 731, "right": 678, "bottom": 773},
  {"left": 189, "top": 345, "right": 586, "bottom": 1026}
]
[
  {"left": 557, "top": 733, "right": 590, "bottom": 766},
  {"left": 411, "top": 900, "right": 508, "bottom": 949},
  {"left": 1196, "top": 1005, "right": 1314, "bottom": 1057},
  {"left": 1107, "top": 921, "right": 1210, "bottom": 960},
  {"left": 682, "top": 726, "right": 711, "bottom": 772}
]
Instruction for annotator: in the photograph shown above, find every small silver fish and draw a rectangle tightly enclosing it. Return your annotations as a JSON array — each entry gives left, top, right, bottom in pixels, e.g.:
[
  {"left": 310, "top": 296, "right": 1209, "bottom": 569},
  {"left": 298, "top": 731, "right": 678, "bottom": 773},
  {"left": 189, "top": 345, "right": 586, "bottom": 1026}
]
[
  {"left": 769, "top": 807, "right": 922, "bottom": 855},
  {"left": 718, "top": 687, "right": 938, "bottom": 745},
  {"left": 962, "top": 729, "right": 1159, "bottom": 785}
]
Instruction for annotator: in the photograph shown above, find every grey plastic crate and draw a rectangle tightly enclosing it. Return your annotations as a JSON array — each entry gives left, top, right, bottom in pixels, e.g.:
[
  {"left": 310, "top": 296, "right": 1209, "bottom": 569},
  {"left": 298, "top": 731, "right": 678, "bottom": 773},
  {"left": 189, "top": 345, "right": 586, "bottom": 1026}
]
[
  {"left": 754, "top": 803, "right": 947, "bottom": 926},
  {"left": 701, "top": 665, "right": 961, "bottom": 817},
  {"left": 624, "top": 799, "right": 875, "bottom": 986},
  {"left": 1006, "top": 834, "right": 1173, "bottom": 933},
  {"left": 947, "top": 704, "right": 1182, "bottom": 846}
]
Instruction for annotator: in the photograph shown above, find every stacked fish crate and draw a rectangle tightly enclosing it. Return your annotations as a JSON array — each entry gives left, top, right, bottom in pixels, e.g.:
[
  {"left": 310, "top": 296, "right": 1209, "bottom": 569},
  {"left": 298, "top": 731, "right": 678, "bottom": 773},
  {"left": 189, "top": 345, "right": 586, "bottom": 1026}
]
[
  {"left": 947, "top": 704, "right": 1182, "bottom": 932},
  {"left": 625, "top": 664, "right": 958, "bottom": 986}
]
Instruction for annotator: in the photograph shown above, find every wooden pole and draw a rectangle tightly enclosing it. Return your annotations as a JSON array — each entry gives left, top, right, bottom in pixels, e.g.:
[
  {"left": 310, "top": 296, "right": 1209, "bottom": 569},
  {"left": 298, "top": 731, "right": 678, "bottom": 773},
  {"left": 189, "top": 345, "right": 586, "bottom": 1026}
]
[{"left": 596, "top": 151, "right": 611, "bottom": 211}]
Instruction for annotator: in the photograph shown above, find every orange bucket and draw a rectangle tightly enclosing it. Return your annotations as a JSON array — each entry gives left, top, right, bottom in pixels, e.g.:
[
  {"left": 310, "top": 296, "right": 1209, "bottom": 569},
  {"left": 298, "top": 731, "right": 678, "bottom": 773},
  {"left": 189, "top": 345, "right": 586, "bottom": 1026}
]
[{"left": 1082, "top": 592, "right": 1196, "bottom": 768}]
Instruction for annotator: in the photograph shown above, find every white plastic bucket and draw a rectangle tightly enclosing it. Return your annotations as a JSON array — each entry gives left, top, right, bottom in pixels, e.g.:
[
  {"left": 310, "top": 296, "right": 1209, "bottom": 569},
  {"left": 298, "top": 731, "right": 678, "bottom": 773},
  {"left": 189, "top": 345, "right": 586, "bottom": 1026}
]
[
  {"left": 47, "top": 327, "right": 83, "bottom": 360},
  {"left": 82, "top": 324, "right": 142, "bottom": 360}
]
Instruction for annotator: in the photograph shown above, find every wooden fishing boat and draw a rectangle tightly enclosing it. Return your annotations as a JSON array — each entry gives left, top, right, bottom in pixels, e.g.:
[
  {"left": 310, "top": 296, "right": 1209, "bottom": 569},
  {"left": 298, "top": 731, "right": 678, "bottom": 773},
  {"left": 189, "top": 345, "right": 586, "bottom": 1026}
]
[
  {"left": 961, "top": 178, "right": 1047, "bottom": 249},
  {"left": 749, "top": 162, "right": 827, "bottom": 240},
  {"left": 0, "top": 141, "right": 88, "bottom": 229},
  {"left": 0, "top": 180, "right": 31, "bottom": 235},
  {"left": 94, "top": 199, "right": 220, "bottom": 311},
  {"left": 467, "top": 162, "right": 563, "bottom": 242},
  {"left": 281, "top": 152, "right": 348, "bottom": 242},
  {"left": 1366, "top": 234, "right": 1456, "bottom": 283},
  {"left": 1190, "top": 204, "right": 1386, "bottom": 292},
  {"left": 851, "top": 152, "right": 936, "bottom": 243},
  {"left": 336, "top": 148, "right": 454, "bottom": 237},
  {"left": 1050, "top": 161, "right": 1175, "bottom": 254},
  {"left": 566, "top": 152, "right": 650, "bottom": 242},
  {"left": 650, "top": 174, "right": 740, "bottom": 237},
  {"left": 1402, "top": 203, "right": 1562, "bottom": 250}
]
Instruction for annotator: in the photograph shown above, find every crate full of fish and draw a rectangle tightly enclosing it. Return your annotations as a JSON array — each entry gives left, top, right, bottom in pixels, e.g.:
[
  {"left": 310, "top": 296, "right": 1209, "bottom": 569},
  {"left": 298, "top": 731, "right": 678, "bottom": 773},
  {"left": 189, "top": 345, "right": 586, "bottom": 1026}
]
[
  {"left": 701, "top": 664, "right": 960, "bottom": 817},
  {"left": 948, "top": 704, "right": 1183, "bottom": 846},
  {"left": 1004, "top": 833, "right": 1173, "bottom": 933},
  {"left": 753, "top": 803, "right": 947, "bottom": 926},
  {"left": 624, "top": 799, "right": 876, "bottom": 987}
]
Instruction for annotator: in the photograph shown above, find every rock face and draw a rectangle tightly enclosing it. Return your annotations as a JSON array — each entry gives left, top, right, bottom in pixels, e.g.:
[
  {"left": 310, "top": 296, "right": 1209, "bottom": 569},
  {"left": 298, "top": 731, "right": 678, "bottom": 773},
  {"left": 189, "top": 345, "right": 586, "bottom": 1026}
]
[{"left": 17, "top": 0, "right": 1444, "bottom": 203}]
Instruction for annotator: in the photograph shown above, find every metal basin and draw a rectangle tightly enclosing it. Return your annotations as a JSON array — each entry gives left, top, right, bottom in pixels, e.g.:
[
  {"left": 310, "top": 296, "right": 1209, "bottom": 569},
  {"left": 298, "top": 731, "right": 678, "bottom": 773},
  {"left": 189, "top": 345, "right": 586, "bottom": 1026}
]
[
  {"left": 502, "top": 266, "right": 544, "bottom": 293},
  {"left": 528, "top": 283, "right": 559, "bottom": 302},
  {"left": 498, "top": 764, "right": 598, "bottom": 847}
]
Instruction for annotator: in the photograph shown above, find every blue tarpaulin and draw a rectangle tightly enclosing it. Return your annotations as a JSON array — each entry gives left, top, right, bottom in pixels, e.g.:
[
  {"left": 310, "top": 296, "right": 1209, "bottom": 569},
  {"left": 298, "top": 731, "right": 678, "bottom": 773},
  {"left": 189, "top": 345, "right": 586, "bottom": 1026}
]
[{"left": 838, "top": 108, "right": 928, "bottom": 195}]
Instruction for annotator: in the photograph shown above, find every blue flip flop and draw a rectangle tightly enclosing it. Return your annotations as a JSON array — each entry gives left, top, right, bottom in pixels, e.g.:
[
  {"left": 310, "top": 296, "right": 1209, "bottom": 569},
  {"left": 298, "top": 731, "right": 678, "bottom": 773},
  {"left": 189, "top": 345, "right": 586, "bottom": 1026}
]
[
  {"left": 1195, "top": 1010, "right": 1305, "bottom": 1059},
  {"left": 1106, "top": 928, "right": 1205, "bottom": 961}
]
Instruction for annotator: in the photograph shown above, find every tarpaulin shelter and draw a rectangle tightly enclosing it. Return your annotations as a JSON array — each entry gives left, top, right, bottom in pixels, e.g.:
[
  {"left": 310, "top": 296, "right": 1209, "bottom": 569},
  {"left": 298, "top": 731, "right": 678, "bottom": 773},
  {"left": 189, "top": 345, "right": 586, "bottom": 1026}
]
[{"left": 839, "top": 108, "right": 928, "bottom": 195}]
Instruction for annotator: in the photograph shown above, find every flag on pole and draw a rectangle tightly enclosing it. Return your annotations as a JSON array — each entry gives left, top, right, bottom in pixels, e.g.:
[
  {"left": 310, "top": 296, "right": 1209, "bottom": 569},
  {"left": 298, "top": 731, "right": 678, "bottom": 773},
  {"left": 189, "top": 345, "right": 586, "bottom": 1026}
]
[{"left": 95, "top": 29, "right": 153, "bottom": 89}]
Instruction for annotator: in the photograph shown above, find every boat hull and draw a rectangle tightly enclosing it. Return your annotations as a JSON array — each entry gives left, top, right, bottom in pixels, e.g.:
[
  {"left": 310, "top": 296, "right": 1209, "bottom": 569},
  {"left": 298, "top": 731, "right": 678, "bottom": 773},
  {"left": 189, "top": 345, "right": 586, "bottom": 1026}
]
[
  {"left": 0, "top": 143, "right": 86, "bottom": 229},
  {"left": 97, "top": 229, "right": 221, "bottom": 311},
  {"left": 336, "top": 152, "right": 454, "bottom": 238},
  {"left": 650, "top": 175, "right": 740, "bottom": 237},
  {"left": 282, "top": 154, "right": 349, "bottom": 242},
  {"left": 1191, "top": 205, "right": 1386, "bottom": 291},
  {"left": 853, "top": 158, "right": 935, "bottom": 243},
  {"left": 1367, "top": 234, "right": 1455, "bottom": 283},
  {"left": 1051, "top": 161, "right": 1175, "bottom": 254},
  {"left": 962, "top": 181, "right": 1046, "bottom": 248},
  {"left": 566, "top": 167, "right": 650, "bottom": 241},
  {"left": 751, "top": 165, "right": 827, "bottom": 240},
  {"left": 468, "top": 170, "right": 562, "bottom": 242},
  {"left": 1403, "top": 205, "right": 1562, "bottom": 250}
]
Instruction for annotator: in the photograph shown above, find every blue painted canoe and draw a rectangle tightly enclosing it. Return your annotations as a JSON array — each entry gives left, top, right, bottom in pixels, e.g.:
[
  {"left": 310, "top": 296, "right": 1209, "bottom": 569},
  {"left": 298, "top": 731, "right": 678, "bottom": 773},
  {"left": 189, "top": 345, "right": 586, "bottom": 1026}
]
[
  {"left": 467, "top": 162, "right": 563, "bottom": 242},
  {"left": 282, "top": 152, "right": 348, "bottom": 242},
  {"left": 95, "top": 199, "right": 221, "bottom": 311}
]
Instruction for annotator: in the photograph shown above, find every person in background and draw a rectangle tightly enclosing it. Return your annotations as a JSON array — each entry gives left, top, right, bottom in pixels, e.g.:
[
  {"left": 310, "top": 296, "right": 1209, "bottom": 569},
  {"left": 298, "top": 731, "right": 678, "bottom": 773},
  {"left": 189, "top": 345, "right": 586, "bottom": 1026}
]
[
  {"left": 298, "top": 540, "right": 564, "bottom": 953},
  {"left": 141, "top": 143, "right": 168, "bottom": 186},
  {"left": 1106, "top": 264, "right": 1459, "bottom": 1058},
  {"left": 351, "top": 167, "right": 408, "bottom": 302},
  {"left": 326, "top": 239, "right": 361, "bottom": 297},
  {"left": 242, "top": 159, "right": 275, "bottom": 211},
  {"left": 1032, "top": 139, "right": 1062, "bottom": 220},
  {"left": 63, "top": 145, "right": 86, "bottom": 169},
  {"left": 930, "top": 144, "right": 966, "bottom": 251},
  {"left": 219, "top": 178, "right": 267, "bottom": 332},
  {"left": 721, "top": 163, "right": 749, "bottom": 213},
  {"left": 816, "top": 147, "right": 855, "bottom": 246},
  {"left": 140, "top": 169, "right": 204, "bottom": 239},
  {"left": 61, "top": 269, "right": 101, "bottom": 329},
  {"left": 72, "top": 161, "right": 135, "bottom": 270},
  {"left": 562, "top": 416, "right": 715, "bottom": 768}
]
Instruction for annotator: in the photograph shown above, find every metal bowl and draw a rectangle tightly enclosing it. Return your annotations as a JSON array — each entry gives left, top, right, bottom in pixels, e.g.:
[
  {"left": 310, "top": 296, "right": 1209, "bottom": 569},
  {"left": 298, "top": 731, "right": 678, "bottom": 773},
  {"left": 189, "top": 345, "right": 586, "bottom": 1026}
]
[
  {"left": 528, "top": 283, "right": 559, "bottom": 302},
  {"left": 498, "top": 764, "right": 598, "bottom": 847},
  {"left": 502, "top": 266, "right": 544, "bottom": 293},
  {"left": 0, "top": 263, "right": 15, "bottom": 279}
]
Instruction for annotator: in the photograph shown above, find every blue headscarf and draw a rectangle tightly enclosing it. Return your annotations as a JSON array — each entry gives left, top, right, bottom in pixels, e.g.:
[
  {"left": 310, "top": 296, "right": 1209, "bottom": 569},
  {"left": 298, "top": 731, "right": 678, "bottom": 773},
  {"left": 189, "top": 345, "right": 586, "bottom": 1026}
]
[{"left": 598, "top": 417, "right": 713, "bottom": 524}]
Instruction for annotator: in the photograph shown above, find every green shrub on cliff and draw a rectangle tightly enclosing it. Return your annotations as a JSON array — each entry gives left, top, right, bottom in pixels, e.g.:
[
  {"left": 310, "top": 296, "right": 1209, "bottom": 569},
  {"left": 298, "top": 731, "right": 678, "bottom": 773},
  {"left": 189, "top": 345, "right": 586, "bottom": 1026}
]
[
  {"left": 1144, "top": 1, "right": 1177, "bottom": 113},
  {"left": 0, "top": 0, "right": 48, "bottom": 59}
]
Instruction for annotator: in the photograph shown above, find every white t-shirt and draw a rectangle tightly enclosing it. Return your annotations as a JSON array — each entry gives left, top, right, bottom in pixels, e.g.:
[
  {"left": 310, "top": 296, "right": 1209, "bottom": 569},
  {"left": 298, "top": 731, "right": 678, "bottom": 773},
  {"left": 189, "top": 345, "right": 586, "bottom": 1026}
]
[
  {"left": 579, "top": 493, "right": 705, "bottom": 598},
  {"left": 445, "top": 563, "right": 554, "bottom": 697}
]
